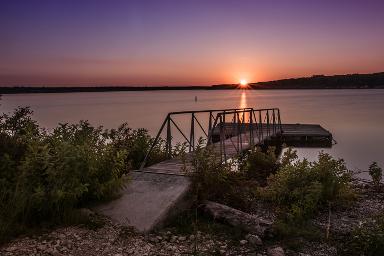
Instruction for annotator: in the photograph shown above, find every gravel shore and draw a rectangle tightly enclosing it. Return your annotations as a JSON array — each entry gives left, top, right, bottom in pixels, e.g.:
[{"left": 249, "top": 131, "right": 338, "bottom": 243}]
[{"left": 1, "top": 180, "right": 383, "bottom": 256}]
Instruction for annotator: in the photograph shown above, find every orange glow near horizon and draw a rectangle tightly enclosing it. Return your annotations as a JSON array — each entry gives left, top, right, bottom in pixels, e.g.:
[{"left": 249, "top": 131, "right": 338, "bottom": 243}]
[{"left": 239, "top": 79, "right": 248, "bottom": 88}]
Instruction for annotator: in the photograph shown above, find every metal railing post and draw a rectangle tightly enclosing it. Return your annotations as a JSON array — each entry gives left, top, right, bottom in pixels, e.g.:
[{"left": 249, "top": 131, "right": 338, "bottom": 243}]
[
  {"left": 266, "top": 110, "right": 270, "bottom": 137},
  {"left": 250, "top": 110, "right": 254, "bottom": 148},
  {"left": 278, "top": 108, "right": 282, "bottom": 133},
  {"left": 166, "top": 115, "right": 172, "bottom": 158},
  {"left": 208, "top": 111, "right": 213, "bottom": 138},
  {"left": 219, "top": 114, "right": 224, "bottom": 163},
  {"left": 259, "top": 110, "right": 263, "bottom": 140},
  {"left": 236, "top": 112, "right": 240, "bottom": 152},
  {"left": 272, "top": 109, "right": 276, "bottom": 135},
  {"left": 190, "top": 113, "right": 195, "bottom": 152}
]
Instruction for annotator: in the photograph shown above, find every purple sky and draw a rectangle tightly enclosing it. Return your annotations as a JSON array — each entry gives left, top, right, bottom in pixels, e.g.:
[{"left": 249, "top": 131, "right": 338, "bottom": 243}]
[{"left": 1, "top": 0, "right": 384, "bottom": 86}]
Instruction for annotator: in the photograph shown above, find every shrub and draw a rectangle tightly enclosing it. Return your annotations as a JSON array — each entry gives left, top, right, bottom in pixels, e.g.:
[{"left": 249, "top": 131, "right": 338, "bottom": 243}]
[
  {"left": 189, "top": 139, "right": 258, "bottom": 211},
  {"left": 259, "top": 149, "right": 355, "bottom": 229},
  {"left": 109, "top": 123, "right": 167, "bottom": 170},
  {"left": 344, "top": 214, "right": 384, "bottom": 256},
  {"left": 0, "top": 107, "right": 166, "bottom": 242},
  {"left": 369, "top": 162, "right": 382, "bottom": 189},
  {"left": 241, "top": 146, "right": 279, "bottom": 184}
]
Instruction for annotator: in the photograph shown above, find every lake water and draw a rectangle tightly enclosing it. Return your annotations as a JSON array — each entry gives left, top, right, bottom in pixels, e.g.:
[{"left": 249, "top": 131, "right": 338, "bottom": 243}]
[{"left": 1, "top": 89, "right": 384, "bottom": 178}]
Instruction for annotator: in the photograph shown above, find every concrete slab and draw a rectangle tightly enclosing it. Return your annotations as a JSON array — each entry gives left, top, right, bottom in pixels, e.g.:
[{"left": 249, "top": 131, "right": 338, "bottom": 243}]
[{"left": 94, "top": 171, "right": 192, "bottom": 232}]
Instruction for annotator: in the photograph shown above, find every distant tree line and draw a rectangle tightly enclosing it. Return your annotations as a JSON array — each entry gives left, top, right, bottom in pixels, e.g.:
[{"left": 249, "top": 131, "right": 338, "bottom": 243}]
[
  {"left": 1, "top": 72, "right": 383, "bottom": 94},
  {"left": 249, "top": 72, "right": 384, "bottom": 89}
]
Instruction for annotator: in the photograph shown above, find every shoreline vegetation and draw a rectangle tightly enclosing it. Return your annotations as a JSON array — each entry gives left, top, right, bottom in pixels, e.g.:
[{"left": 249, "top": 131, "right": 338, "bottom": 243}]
[
  {"left": 1, "top": 107, "right": 384, "bottom": 255},
  {"left": 1, "top": 72, "right": 384, "bottom": 94}
]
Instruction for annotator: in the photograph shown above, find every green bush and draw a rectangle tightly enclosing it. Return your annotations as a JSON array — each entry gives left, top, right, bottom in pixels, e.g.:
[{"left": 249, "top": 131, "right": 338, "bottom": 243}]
[
  {"left": 241, "top": 146, "right": 279, "bottom": 184},
  {"left": 0, "top": 107, "right": 166, "bottom": 242},
  {"left": 344, "top": 214, "right": 384, "bottom": 256},
  {"left": 259, "top": 149, "right": 355, "bottom": 229},
  {"left": 189, "top": 139, "right": 258, "bottom": 211},
  {"left": 369, "top": 162, "right": 382, "bottom": 189},
  {"left": 108, "top": 123, "right": 167, "bottom": 170}
]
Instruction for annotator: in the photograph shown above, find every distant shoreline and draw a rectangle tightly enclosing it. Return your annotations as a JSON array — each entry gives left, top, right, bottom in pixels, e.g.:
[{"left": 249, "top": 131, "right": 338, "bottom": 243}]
[{"left": 1, "top": 72, "right": 383, "bottom": 94}]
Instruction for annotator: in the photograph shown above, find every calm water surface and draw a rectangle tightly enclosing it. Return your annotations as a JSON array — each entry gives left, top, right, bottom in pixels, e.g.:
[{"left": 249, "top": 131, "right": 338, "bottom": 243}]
[{"left": 1, "top": 90, "right": 384, "bottom": 178}]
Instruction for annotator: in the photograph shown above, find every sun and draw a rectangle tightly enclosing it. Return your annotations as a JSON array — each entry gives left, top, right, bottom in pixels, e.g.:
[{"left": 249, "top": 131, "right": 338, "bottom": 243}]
[{"left": 239, "top": 79, "right": 248, "bottom": 88}]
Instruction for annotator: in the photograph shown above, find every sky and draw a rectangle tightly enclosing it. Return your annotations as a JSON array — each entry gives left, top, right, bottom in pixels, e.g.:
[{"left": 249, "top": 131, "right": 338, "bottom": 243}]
[{"left": 1, "top": 0, "right": 384, "bottom": 86}]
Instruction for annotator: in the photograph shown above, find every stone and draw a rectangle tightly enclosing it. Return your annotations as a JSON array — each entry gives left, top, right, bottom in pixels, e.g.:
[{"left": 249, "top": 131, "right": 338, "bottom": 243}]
[
  {"left": 79, "top": 208, "right": 95, "bottom": 217},
  {"left": 240, "top": 239, "right": 248, "bottom": 245},
  {"left": 203, "top": 201, "right": 271, "bottom": 236},
  {"left": 267, "top": 246, "right": 285, "bottom": 256},
  {"left": 246, "top": 234, "right": 262, "bottom": 246},
  {"left": 178, "top": 236, "right": 186, "bottom": 241},
  {"left": 149, "top": 236, "right": 158, "bottom": 243}
]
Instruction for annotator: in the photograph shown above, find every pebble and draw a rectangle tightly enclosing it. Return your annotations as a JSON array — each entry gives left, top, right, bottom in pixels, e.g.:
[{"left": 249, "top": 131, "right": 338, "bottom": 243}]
[
  {"left": 0, "top": 220, "right": 258, "bottom": 256},
  {"left": 246, "top": 234, "right": 263, "bottom": 246},
  {"left": 267, "top": 246, "right": 285, "bottom": 256},
  {"left": 240, "top": 239, "right": 248, "bottom": 245}
]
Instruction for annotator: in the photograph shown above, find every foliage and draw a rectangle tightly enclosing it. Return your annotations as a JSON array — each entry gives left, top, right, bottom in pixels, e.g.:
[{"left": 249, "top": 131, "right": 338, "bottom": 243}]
[
  {"left": 259, "top": 148, "right": 355, "bottom": 230},
  {"left": 108, "top": 123, "right": 167, "bottom": 170},
  {"left": 344, "top": 214, "right": 384, "bottom": 256},
  {"left": 241, "top": 146, "right": 279, "bottom": 185},
  {"left": 369, "top": 162, "right": 382, "bottom": 189},
  {"left": 0, "top": 107, "right": 166, "bottom": 242},
  {"left": 189, "top": 139, "right": 258, "bottom": 211}
]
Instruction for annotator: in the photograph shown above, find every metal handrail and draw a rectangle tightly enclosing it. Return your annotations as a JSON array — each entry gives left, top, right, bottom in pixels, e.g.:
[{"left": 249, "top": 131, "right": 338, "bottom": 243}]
[
  {"left": 208, "top": 108, "right": 282, "bottom": 162},
  {"left": 139, "top": 107, "right": 282, "bottom": 169}
]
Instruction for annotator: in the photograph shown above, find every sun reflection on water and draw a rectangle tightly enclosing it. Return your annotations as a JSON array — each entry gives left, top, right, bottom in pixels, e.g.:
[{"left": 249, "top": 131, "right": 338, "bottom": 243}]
[{"left": 239, "top": 91, "right": 248, "bottom": 121}]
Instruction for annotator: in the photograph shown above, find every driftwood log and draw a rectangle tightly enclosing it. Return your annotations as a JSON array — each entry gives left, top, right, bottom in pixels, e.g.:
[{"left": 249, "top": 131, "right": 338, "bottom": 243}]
[{"left": 202, "top": 201, "right": 272, "bottom": 236}]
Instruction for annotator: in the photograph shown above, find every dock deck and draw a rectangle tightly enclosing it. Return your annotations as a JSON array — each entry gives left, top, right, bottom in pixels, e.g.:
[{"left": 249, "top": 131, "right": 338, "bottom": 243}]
[{"left": 280, "top": 123, "right": 333, "bottom": 147}]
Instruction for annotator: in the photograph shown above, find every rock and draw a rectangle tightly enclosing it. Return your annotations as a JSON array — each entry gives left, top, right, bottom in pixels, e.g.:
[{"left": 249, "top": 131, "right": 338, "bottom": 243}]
[
  {"left": 246, "top": 234, "right": 262, "bottom": 246},
  {"left": 220, "top": 249, "right": 226, "bottom": 254},
  {"left": 149, "top": 236, "right": 158, "bottom": 243},
  {"left": 79, "top": 208, "right": 95, "bottom": 217},
  {"left": 156, "top": 236, "right": 163, "bottom": 241},
  {"left": 5, "top": 246, "right": 17, "bottom": 252},
  {"left": 240, "top": 239, "right": 248, "bottom": 245},
  {"left": 267, "top": 246, "right": 285, "bottom": 256},
  {"left": 38, "top": 244, "right": 47, "bottom": 251},
  {"left": 203, "top": 201, "right": 271, "bottom": 236},
  {"left": 178, "top": 236, "right": 186, "bottom": 241},
  {"left": 189, "top": 234, "right": 195, "bottom": 240}
]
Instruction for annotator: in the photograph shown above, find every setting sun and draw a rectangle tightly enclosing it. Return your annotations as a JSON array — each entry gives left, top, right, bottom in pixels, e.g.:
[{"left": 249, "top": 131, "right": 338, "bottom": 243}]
[{"left": 239, "top": 79, "right": 248, "bottom": 88}]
